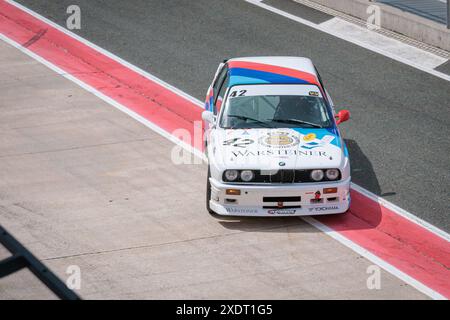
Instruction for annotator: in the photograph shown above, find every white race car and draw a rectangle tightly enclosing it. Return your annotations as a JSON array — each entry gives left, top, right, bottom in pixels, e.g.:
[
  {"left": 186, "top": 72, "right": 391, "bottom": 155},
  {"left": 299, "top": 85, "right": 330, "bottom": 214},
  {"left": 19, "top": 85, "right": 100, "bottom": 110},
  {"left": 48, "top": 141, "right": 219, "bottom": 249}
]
[{"left": 202, "top": 57, "right": 351, "bottom": 217}]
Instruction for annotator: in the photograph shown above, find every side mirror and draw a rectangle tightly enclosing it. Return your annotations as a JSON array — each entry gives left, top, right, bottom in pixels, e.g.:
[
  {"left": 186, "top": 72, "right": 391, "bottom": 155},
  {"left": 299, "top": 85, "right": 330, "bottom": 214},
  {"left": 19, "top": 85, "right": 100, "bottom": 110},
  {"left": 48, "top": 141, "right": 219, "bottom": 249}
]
[
  {"left": 335, "top": 109, "right": 350, "bottom": 125},
  {"left": 202, "top": 110, "right": 216, "bottom": 124}
]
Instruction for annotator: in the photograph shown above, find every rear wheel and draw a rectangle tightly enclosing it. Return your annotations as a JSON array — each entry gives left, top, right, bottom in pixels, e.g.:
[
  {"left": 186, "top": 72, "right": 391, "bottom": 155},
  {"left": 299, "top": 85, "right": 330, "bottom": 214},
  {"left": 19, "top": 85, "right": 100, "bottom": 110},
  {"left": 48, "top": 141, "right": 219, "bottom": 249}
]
[{"left": 206, "top": 167, "right": 217, "bottom": 216}]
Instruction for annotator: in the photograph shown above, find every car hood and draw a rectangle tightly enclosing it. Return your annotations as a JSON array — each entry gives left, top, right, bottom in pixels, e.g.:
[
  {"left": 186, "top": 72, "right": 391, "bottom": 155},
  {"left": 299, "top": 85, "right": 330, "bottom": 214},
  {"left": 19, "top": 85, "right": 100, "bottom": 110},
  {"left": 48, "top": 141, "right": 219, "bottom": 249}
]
[{"left": 209, "top": 128, "right": 346, "bottom": 170}]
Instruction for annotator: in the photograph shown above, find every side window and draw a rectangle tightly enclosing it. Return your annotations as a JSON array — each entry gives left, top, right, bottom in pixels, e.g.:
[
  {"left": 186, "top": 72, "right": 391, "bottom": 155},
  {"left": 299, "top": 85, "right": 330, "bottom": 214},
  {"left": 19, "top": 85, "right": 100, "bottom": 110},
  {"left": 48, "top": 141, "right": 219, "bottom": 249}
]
[
  {"left": 213, "top": 67, "right": 229, "bottom": 114},
  {"left": 213, "top": 66, "right": 228, "bottom": 99},
  {"left": 315, "top": 67, "right": 324, "bottom": 86},
  {"left": 314, "top": 67, "right": 330, "bottom": 103}
]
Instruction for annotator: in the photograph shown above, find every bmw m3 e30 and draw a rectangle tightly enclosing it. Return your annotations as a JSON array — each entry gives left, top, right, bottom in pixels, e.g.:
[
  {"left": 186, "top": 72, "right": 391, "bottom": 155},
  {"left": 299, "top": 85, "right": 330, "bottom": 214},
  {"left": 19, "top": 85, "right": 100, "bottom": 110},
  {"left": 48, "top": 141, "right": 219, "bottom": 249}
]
[{"left": 202, "top": 57, "right": 351, "bottom": 217}]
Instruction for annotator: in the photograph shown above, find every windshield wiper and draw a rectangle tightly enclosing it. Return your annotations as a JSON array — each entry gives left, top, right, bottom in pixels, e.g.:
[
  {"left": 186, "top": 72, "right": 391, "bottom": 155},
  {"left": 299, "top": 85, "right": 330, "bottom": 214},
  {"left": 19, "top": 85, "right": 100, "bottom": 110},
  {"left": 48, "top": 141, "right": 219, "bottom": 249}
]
[
  {"left": 227, "top": 115, "right": 273, "bottom": 128},
  {"left": 270, "top": 118, "right": 323, "bottom": 128}
]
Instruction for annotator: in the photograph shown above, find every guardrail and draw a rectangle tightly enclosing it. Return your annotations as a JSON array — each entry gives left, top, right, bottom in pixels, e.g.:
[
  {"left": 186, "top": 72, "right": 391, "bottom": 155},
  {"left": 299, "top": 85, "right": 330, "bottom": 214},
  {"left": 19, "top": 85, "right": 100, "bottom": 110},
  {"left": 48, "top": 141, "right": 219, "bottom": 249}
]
[{"left": 0, "top": 224, "right": 81, "bottom": 300}]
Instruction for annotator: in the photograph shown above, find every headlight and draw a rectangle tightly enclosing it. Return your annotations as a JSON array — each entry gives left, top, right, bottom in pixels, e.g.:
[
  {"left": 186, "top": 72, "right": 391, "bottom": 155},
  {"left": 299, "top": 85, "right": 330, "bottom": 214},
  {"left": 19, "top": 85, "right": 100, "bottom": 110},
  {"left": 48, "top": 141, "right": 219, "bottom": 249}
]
[
  {"left": 240, "top": 170, "right": 254, "bottom": 182},
  {"left": 326, "top": 169, "right": 340, "bottom": 180},
  {"left": 310, "top": 169, "right": 324, "bottom": 181},
  {"left": 224, "top": 170, "right": 239, "bottom": 181}
]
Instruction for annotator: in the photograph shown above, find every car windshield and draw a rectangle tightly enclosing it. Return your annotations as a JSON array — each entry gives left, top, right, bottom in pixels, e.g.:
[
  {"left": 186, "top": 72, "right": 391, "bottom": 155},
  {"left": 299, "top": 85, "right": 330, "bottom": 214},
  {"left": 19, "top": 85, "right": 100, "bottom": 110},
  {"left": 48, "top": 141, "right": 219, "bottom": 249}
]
[{"left": 220, "top": 85, "right": 332, "bottom": 129}]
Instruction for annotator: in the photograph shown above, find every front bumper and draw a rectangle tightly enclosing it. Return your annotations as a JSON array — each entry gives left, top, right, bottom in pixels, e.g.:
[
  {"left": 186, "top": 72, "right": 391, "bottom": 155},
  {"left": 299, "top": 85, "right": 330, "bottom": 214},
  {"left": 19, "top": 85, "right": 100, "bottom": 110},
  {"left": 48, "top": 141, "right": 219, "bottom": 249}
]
[{"left": 209, "top": 177, "right": 351, "bottom": 217}]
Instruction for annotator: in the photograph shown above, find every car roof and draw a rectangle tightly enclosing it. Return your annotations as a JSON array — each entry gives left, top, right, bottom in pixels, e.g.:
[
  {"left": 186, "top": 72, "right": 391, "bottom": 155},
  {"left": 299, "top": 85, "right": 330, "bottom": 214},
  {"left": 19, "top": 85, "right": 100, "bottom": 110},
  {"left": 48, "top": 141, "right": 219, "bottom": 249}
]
[{"left": 226, "top": 56, "right": 321, "bottom": 88}]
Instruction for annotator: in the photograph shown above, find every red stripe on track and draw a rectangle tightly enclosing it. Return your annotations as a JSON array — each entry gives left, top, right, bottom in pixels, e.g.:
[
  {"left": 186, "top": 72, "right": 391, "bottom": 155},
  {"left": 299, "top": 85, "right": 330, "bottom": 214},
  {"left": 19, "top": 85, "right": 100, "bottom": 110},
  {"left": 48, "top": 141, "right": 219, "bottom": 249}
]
[
  {"left": 0, "top": 1, "right": 203, "bottom": 138},
  {"left": 319, "top": 190, "right": 450, "bottom": 298},
  {"left": 1, "top": 0, "right": 449, "bottom": 298}
]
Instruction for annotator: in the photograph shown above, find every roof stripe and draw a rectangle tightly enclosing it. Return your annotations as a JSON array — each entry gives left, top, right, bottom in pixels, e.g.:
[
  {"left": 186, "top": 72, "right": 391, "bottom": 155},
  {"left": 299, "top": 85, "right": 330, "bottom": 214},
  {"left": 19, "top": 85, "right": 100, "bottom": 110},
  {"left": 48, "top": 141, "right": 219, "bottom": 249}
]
[
  {"left": 228, "top": 61, "right": 319, "bottom": 86},
  {"left": 229, "top": 68, "right": 311, "bottom": 86}
]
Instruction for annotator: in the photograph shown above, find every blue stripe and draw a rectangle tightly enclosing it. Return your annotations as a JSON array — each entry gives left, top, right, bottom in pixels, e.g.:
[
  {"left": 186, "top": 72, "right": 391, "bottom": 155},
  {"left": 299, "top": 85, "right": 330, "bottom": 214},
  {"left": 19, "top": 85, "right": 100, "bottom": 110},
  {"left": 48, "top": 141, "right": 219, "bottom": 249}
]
[
  {"left": 292, "top": 128, "right": 341, "bottom": 148},
  {"left": 229, "top": 68, "right": 311, "bottom": 86}
]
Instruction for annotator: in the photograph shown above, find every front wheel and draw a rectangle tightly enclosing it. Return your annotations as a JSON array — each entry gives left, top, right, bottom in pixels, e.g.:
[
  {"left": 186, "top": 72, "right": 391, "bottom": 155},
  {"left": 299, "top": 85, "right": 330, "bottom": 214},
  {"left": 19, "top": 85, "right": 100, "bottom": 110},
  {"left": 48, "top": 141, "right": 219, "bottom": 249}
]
[{"left": 206, "top": 167, "right": 218, "bottom": 216}]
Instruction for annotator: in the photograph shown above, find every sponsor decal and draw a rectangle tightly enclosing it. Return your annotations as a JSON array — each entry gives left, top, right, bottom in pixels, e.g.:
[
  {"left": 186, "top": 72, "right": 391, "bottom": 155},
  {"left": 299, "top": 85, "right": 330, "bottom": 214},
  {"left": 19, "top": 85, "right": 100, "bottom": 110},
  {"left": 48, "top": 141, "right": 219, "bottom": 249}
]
[
  {"left": 303, "top": 133, "right": 316, "bottom": 142},
  {"left": 225, "top": 207, "right": 258, "bottom": 214},
  {"left": 259, "top": 132, "right": 300, "bottom": 149},
  {"left": 309, "top": 91, "right": 319, "bottom": 96},
  {"left": 232, "top": 149, "right": 328, "bottom": 157},
  {"left": 268, "top": 209, "right": 297, "bottom": 215},
  {"left": 301, "top": 134, "right": 335, "bottom": 150},
  {"left": 308, "top": 206, "right": 339, "bottom": 212},
  {"left": 223, "top": 137, "right": 254, "bottom": 148}
]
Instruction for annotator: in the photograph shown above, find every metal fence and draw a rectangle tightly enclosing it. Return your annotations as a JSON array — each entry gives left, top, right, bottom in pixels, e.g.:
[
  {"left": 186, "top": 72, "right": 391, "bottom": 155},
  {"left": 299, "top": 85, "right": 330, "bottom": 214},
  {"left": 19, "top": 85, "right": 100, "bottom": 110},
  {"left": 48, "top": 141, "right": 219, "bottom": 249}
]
[{"left": 0, "top": 224, "right": 81, "bottom": 300}]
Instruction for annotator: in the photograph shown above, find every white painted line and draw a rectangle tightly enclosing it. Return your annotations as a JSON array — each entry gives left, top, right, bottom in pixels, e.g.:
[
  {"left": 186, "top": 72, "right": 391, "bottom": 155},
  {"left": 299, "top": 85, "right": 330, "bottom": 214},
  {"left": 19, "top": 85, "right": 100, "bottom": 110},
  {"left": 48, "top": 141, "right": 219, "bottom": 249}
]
[
  {"left": 5, "top": 0, "right": 449, "bottom": 242},
  {"left": 0, "top": 34, "right": 206, "bottom": 163},
  {"left": 5, "top": 0, "right": 204, "bottom": 109},
  {"left": 245, "top": 0, "right": 450, "bottom": 82},
  {"left": 302, "top": 216, "right": 446, "bottom": 300},
  {"left": 351, "top": 183, "right": 450, "bottom": 242},
  {"left": 319, "top": 17, "right": 446, "bottom": 69},
  {"left": 2, "top": 0, "right": 449, "bottom": 300}
]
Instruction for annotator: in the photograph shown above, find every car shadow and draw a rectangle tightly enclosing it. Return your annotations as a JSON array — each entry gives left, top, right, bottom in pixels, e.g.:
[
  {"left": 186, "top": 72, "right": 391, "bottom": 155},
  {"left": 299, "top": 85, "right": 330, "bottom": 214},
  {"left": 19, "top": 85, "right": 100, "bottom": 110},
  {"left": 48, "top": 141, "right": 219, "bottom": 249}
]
[
  {"left": 217, "top": 139, "right": 389, "bottom": 233},
  {"left": 216, "top": 216, "right": 319, "bottom": 233},
  {"left": 315, "top": 139, "right": 386, "bottom": 231},
  {"left": 345, "top": 139, "right": 382, "bottom": 196}
]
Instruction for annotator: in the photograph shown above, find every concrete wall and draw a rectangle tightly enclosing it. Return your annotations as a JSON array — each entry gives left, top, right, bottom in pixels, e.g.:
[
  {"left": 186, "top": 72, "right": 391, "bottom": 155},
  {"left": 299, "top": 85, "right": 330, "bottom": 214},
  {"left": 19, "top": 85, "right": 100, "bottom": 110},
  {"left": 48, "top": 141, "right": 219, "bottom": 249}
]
[{"left": 307, "top": 0, "right": 450, "bottom": 52}]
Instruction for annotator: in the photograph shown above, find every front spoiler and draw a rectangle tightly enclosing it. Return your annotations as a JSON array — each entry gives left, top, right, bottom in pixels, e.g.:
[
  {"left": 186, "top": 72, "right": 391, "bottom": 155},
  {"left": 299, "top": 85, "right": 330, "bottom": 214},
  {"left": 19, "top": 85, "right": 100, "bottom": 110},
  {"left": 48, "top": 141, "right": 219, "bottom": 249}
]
[{"left": 209, "top": 177, "right": 351, "bottom": 217}]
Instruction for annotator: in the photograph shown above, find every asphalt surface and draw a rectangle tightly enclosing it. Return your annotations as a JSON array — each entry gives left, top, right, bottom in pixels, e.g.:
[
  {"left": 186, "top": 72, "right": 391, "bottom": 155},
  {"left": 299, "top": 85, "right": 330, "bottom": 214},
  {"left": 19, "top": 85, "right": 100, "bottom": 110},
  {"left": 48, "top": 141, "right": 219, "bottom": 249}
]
[
  {"left": 263, "top": 0, "right": 333, "bottom": 23},
  {"left": 0, "top": 40, "right": 427, "bottom": 299},
  {"left": 16, "top": 0, "right": 450, "bottom": 231},
  {"left": 437, "top": 60, "right": 450, "bottom": 74}
]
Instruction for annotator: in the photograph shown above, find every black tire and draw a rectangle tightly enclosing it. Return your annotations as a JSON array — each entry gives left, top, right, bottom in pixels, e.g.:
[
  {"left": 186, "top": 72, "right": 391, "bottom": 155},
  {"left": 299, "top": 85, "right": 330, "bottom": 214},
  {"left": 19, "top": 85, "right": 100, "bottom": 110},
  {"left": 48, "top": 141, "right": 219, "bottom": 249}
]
[{"left": 206, "top": 167, "right": 218, "bottom": 216}]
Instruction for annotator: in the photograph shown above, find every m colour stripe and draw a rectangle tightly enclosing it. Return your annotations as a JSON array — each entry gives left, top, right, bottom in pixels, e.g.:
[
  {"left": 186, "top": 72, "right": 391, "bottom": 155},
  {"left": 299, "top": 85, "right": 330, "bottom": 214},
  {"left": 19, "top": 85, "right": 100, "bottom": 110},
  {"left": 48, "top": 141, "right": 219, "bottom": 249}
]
[{"left": 1, "top": 0, "right": 448, "bottom": 299}]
